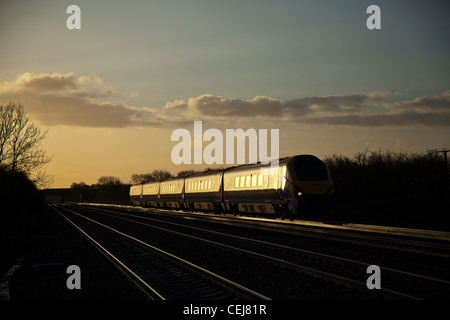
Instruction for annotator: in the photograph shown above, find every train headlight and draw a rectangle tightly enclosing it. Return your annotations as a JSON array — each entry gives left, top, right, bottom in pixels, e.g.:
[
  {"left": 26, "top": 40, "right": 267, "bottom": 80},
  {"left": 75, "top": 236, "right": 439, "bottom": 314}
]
[{"left": 297, "top": 191, "right": 303, "bottom": 196}]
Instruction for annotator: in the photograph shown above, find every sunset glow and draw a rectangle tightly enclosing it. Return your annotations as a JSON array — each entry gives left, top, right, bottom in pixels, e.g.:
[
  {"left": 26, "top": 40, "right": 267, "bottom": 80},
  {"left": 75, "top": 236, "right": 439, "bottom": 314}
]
[{"left": 1, "top": 0, "right": 449, "bottom": 188}]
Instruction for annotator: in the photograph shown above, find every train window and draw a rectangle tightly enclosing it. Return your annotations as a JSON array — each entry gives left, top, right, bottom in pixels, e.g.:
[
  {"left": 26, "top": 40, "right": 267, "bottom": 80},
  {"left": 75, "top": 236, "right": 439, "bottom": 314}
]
[
  {"left": 258, "top": 174, "right": 263, "bottom": 186},
  {"left": 208, "top": 180, "right": 212, "bottom": 190},
  {"left": 245, "top": 175, "right": 250, "bottom": 187},
  {"left": 235, "top": 177, "right": 239, "bottom": 188},
  {"left": 293, "top": 157, "right": 327, "bottom": 181},
  {"left": 252, "top": 174, "right": 257, "bottom": 186},
  {"left": 240, "top": 176, "right": 245, "bottom": 187}
]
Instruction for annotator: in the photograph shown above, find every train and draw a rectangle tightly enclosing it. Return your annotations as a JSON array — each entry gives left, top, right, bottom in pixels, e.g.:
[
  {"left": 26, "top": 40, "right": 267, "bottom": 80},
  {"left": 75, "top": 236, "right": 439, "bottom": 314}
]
[{"left": 129, "top": 155, "right": 334, "bottom": 219}]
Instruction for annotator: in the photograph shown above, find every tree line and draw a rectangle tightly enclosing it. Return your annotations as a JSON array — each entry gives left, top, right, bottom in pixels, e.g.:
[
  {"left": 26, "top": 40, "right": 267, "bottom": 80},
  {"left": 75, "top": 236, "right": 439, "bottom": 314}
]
[
  {"left": 71, "top": 168, "right": 222, "bottom": 190},
  {"left": 323, "top": 148, "right": 450, "bottom": 230}
]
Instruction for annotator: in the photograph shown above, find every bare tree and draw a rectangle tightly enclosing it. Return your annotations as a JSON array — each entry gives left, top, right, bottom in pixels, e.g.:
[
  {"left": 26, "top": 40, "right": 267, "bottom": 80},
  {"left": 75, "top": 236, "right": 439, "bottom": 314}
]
[
  {"left": 176, "top": 169, "right": 201, "bottom": 178},
  {"left": 130, "top": 170, "right": 173, "bottom": 184},
  {"left": 97, "top": 176, "right": 123, "bottom": 186},
  {"left": 0, "top": 102, "right": 52, "bottom": 188},
  {"left": 71, "top": 181, "right": 89, "bottom": 189},
  {"left": 130, "top": 173, "right": 154, "bottom": 184}
]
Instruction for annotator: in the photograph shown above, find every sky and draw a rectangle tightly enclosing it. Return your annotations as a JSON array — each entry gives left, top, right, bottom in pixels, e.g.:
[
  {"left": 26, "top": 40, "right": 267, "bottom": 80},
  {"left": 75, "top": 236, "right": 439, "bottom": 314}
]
[{"left": 1, "top": 0, "right": 449, "bottom": 188}]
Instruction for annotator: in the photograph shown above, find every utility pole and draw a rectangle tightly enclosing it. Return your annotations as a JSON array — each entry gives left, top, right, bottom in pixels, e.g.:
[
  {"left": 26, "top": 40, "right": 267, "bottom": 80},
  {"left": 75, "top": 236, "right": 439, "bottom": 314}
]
[{"left": 435, "top": 149, "right": 450, "bottom": 176}]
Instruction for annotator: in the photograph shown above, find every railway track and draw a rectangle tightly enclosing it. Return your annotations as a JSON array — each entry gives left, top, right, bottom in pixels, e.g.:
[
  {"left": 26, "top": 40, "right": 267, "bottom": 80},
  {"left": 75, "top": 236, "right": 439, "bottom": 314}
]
[
  {"left": 56, "top": 203, "right": 450, "bottom": 299},
  {"left": 51, "top": 204, "right": 269, "bottom": 300},
  {"left": 87, "top": 203, "right": 450, "bottom": 258},
  {"left": 147, "top": 207, "right": 450, "bottom": 259}
]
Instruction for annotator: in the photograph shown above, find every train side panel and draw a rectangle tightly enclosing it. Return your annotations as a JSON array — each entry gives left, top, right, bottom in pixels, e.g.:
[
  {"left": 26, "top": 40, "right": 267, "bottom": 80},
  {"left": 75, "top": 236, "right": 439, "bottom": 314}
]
[
  {"left": 223, "top": 162, "right": 287, "bottom": 215},
  {"left": 129, "top": 184, "right": 143, "bottom": 206},
  {"left": 184, "top": 172, "right": 223, "bottom": 211},
  {"left": 142, "top": 181, "right": 160, "bottom": 207},
  {"left": 159, "top": 178, "right": 185, "bottom": 209}
]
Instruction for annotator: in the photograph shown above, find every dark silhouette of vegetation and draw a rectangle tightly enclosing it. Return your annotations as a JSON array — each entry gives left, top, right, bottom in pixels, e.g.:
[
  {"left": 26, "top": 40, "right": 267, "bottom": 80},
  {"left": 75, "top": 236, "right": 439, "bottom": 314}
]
[
  {"left": 68, "top": 176, "right": 130, "bottom": 204},
  {"left": 324, "top": 149, "right": 450, "bottom": 230},
  {"left": 130, "top": 170, "right": 173, "bottom": 184},
  {"left": 0, "top": 102, "right": 52, "bottom": 188},
  {"left": 1, "top": 103, "right": 49, "bottom": 274}
]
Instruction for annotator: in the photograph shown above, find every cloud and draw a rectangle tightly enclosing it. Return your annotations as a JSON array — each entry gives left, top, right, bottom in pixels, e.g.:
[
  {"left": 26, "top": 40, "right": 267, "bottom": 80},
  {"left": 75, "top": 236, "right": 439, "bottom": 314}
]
[
  {"left": 162, "top": 90, "right": 450, "bottom": 127},
  {"left": 0, "top": 72, "right": 159, "bottom": 128},
  {"left": 164, "top": 94, "right": 285, "bottom": 117},
  {"left": 384, "top": 90, "right": 450, "bottom": 112},
  {"left": 1, "top": 72, "right": 449, "bottom": 128},
  {"left": 163, "top": 93, "right": 373, "bottom": 118}
]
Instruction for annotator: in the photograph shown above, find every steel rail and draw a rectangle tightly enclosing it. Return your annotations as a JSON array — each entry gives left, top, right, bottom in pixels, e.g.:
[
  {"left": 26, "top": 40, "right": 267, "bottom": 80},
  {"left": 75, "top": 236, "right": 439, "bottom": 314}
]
[
  {"left": 54, "top": 204, "right": 269, "bottom": 300},
  {"left": 95, "top": 204, "right": 450, "bottom": 258},
  {"left": 51, "top": 204, "right": 165, "bottom": 300},
  {"left": 75, "top": 204, "right": 425, "bottom": 300}
]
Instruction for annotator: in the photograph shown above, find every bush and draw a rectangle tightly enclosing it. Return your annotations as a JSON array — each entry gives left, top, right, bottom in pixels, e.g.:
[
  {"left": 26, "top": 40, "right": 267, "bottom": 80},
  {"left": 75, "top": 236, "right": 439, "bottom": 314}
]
[{"left": 324, "top": 149, "right": 450, "bottom": 230}]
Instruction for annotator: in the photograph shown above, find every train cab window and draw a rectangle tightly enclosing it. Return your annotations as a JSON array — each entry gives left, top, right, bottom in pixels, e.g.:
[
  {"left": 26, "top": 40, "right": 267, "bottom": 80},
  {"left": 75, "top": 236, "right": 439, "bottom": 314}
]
[{"left": 293, "top": 156, "right": 327, "bottom": 181}]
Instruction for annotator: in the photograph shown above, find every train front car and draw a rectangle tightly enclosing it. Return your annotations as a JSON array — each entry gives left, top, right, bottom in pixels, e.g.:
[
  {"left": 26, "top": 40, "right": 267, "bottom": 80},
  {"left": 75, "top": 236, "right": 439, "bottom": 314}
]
[{"left": 284, "top": 155, "right": 334, "bottom": 216}]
